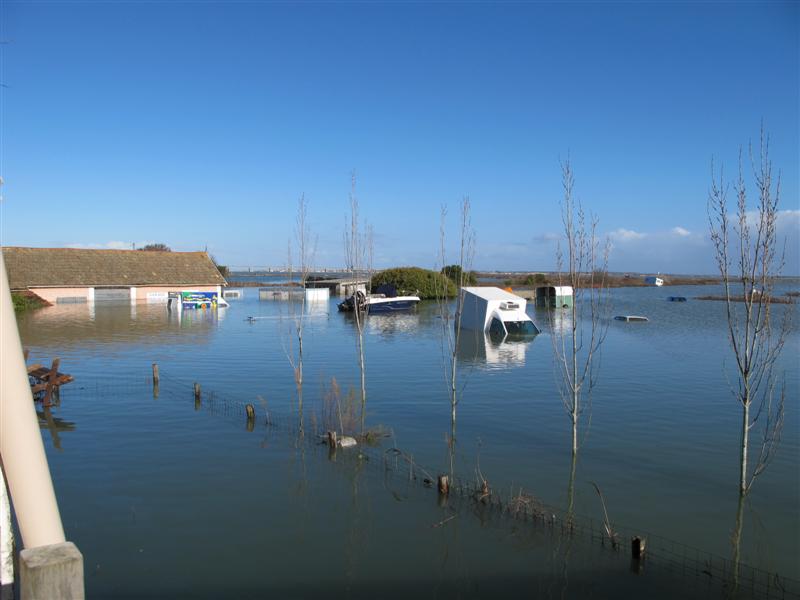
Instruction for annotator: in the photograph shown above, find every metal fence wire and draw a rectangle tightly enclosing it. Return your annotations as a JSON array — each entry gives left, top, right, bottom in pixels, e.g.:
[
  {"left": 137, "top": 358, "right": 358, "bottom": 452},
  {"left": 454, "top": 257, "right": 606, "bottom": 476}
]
[{"left": 54, "top": 372, "right": 800, "bottom": 600}]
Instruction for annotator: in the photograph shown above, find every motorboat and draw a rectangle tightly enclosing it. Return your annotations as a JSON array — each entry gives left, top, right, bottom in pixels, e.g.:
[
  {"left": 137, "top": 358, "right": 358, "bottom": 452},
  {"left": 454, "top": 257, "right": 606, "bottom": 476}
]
[{"left": 338, "top": 285, "right": 420, "bottom": 314}]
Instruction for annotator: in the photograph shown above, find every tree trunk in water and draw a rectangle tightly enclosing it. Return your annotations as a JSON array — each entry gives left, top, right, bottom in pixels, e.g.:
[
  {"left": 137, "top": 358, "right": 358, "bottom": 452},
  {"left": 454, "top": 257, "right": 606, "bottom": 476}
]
[
  {"left": 566, "top": 451, "right": 577, "bottom": 526},
  {"left": 731, "top": 492, "right": 745, "bottom": 592},
  {"left": 571, "top": 296, "right": 579, "bottom": 457},
  {"left": 297, "top": 385, "right": 304, "bottom": 437},
  {"left": 740, "top": 399, "right": 749, "bottom": 495},
  {"left": 450, "top": 351, "right": 458, "bottom": 442},
  {"left": 449, "top": 418, "right": 456, "bottom": 479},
  {"left": 358, "top": 329, "right": 366, "bottom": 435},
  {"left": 297, "top": 331, "right": 304, "bottom": 434},
  {"left": 450, "top": 400, "right": 457, "bottom": 441},
  {"left": 571, "top": 385, "right": 578, "bottom": 457}
]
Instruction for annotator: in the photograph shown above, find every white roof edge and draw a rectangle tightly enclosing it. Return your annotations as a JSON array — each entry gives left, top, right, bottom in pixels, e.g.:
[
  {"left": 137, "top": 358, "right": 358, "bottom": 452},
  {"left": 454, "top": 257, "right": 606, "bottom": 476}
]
[{"left": 462, "top": 286, "right": 524, "bottom": 301}]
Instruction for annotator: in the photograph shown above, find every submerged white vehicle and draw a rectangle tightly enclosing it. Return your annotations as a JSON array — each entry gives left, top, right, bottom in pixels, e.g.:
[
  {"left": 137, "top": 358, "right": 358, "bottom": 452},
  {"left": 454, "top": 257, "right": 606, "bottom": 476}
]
[{"left": 458, "top": 287, "right": 539, "bottom": 337}]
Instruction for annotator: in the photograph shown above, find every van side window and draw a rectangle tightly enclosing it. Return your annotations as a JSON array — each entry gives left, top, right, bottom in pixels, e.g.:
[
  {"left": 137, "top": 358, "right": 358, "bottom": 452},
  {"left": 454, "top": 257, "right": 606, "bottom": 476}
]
[{"left": 489, "top": 317, "right": 506, "bottom": 337}]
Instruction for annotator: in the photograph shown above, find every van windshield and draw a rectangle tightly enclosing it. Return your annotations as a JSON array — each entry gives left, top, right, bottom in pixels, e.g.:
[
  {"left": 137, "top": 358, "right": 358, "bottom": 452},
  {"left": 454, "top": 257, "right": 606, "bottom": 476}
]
[
  {"left": 504, "top": 320, "right": 539, "bottom": 336},
  {"left": 489, "top": 317, "right": 506, "bottom": 337}
]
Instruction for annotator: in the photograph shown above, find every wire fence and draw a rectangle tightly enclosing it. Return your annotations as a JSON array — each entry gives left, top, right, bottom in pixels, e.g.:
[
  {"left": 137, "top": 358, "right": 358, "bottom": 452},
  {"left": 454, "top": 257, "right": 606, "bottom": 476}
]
[{"left": 55, "top": 371, "right": 800, "bottom": 600}]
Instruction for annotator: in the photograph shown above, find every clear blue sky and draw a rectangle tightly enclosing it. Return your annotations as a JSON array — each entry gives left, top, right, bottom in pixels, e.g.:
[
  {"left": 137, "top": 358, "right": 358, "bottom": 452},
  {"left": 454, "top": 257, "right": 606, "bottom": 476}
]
[{"left": 1, "top": 1, "right": 797, "bottom": 274}]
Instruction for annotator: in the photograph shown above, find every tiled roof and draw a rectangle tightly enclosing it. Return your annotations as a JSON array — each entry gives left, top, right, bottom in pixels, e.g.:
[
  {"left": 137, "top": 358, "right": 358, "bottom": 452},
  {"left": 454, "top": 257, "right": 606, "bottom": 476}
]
[{"left": 2, "top": 247, "right": 227, "bottom": 289}]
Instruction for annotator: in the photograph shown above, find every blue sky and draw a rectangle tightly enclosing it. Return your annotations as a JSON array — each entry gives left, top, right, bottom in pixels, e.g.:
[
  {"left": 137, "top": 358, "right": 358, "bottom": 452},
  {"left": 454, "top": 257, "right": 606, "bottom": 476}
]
[{"left": 1, "top": 1, "right": 797, "bottom": 274}]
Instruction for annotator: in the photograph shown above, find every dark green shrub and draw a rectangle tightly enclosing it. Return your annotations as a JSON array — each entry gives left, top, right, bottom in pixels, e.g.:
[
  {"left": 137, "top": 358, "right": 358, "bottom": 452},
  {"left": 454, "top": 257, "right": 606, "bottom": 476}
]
[
  {"left": 441, "top": 264, "right": 477, "bottom": 286},
  {"left": 372, "top": 267, "right": 457, "bottom": 299},
  {"left": 12, "top": 292, "right": 48, "bottom": 312}
]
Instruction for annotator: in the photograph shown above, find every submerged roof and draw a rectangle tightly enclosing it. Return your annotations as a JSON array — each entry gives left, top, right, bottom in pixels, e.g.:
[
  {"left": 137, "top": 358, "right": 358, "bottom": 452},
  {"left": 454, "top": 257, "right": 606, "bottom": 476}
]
[
  {"left": 3, "top": 247, "right": 227, "bottom": 289},
  {"left": 461, "top": 286, "right": 524, "bottom": 302},
  {"left": 541, "top": 285, "right": 573, "bottom": 295}
]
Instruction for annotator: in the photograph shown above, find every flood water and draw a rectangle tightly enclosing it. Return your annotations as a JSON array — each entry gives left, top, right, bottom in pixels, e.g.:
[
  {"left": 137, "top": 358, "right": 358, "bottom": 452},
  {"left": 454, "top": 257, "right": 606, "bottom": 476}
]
[{"left": 16, "top": 281, "right": 800, "bottom": 598}]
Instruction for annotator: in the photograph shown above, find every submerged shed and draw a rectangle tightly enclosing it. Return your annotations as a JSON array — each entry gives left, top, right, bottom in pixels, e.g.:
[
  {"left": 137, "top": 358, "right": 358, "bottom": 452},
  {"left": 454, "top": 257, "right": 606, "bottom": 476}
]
[{"left": 535, "top": 285, "right": 573, "bottom": 308}]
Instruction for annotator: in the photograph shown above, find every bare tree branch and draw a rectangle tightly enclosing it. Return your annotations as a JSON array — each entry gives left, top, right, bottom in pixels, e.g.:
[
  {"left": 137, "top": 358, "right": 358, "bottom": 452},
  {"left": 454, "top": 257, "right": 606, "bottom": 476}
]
[
  {"left": 708, "top": 126, "right": 788, "bottom": 496},
  {"left": 550, "top": 158, "right": 610, "bottom": 457}
]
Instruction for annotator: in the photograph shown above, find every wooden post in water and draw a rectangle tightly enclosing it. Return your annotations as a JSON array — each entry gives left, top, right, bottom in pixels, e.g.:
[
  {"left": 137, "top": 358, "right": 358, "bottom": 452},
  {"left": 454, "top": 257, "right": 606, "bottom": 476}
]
[
  {"left": 631, "top": 536, "right": 646, "bottom": 560},
  {"left": 152, "top": 363, "right": 159, "bottom": 398},
  {"left": 437, "top": 475, "right": 450, "bottom": 508},
  {"left": 194, "top": 383, "right": 201, "bottom": 410},
  {"left": 41, "top": 358, "right": 60, "bottom": 408},
  {"left": 326, "top": 431, "right": 338, "bottom": 460},
  {"left": 245, "top": 404, "right": 255, "bottom": 432},
  {"left": 630, "top": 536, "right": 646, "bottom": 574}
]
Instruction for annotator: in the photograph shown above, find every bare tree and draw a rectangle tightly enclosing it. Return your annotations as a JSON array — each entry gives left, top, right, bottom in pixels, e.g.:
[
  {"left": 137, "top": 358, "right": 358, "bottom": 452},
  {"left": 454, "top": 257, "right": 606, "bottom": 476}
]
[
  {"left": 551, "top": 158, "right": 609, "bottom": 457},
  {"left": 437, "top": 197, "right": 475, "bottom": 443},
  {"left": 285, "top": 194, "right": 315, "bottom": 431},
  {"left": 708, "top": 128, "right": 788, "bottom": 496},
  {"left": 343, "top": 172, "right": 372, "bottom": 435}
]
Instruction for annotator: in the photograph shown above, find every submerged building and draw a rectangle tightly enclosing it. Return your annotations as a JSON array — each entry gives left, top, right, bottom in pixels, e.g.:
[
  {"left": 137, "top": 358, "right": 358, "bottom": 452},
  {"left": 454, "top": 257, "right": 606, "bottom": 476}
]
[{"left": 2, "top": 247, "right": 227, "bottom": 304}]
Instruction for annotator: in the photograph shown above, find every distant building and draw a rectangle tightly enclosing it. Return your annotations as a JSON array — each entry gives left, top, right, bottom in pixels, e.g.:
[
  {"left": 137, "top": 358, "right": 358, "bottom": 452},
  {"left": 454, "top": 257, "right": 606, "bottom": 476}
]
[
  {"left": 2, "top": 247, "right": 227, "bottom": 304},
  {"left": 644, "top": 276, "right": 664, "bottom": 286}
]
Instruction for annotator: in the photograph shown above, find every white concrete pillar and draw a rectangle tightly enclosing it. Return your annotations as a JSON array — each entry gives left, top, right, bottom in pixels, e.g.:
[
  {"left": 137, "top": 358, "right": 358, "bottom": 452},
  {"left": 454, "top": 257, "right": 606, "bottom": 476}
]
[
  {"left": 0, "top": 250, "right": 66, "bottom": 548},
  {"left": 1, "top": 464, "right": 14, "bottom": 600}
]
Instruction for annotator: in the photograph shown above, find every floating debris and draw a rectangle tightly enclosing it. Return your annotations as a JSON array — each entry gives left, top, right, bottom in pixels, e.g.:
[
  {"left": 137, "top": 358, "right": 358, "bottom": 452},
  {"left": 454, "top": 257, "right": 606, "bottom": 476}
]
[
  {"left": 339, "top": 436, "right": 358, "bottom": 448},
  {"left": 614, "top": 315, "right": 649, "bottom": 322}
]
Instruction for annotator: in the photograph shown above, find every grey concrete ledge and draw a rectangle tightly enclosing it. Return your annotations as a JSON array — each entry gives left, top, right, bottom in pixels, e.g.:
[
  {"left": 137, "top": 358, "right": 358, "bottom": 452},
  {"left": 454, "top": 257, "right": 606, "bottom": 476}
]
[{"left": 20, "top": 542, "right": 84, "bottom": 600}]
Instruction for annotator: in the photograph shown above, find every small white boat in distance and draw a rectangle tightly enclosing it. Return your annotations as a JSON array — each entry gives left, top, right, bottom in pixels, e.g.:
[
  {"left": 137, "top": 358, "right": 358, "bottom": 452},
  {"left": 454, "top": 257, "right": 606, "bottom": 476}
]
[
  {"left": 615, "top": 315, "right": 649, "bottom": 322},
  {"left": 459, "top": 287, "right": 539, "bottom": 336}
]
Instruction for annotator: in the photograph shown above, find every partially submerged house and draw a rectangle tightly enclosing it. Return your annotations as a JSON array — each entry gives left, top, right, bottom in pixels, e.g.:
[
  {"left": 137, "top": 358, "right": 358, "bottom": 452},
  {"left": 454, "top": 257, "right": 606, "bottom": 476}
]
[{"left": 2, "top": 247, "right": 227, "bottom": 304}]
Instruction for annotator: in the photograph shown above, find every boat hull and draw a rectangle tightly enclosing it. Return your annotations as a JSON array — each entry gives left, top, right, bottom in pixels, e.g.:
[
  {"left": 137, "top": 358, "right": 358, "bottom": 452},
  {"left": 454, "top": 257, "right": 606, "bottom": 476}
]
[{"left": 367, "top": 299, "right": 419, "bottom": 313}]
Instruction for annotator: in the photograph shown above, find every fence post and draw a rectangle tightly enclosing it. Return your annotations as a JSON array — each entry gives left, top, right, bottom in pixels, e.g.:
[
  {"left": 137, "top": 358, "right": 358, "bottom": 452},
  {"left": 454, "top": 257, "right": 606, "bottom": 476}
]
[{"left": 152, "top": 364, "right": 159, "bottom": 398}]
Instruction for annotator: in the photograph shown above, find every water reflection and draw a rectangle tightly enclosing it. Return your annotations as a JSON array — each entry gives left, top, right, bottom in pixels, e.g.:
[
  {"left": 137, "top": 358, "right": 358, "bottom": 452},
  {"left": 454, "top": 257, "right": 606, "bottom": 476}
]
[
  {"left": 539, "top": 306, "right": 574, "bottom": 337},
  {"left": 37, "top": 406, "right": 76, "bottom": 451},
  {"left": 456, "top": 328, "right": 535, "bottom": 369},
  {"left": 17, "top": 302, "right": 219, "bottom": 351},
  {"left": 366, "top": 312, "right": 421, "bottom": 338},
  {"left": 305, "top": 297, "right": 330, "bottom": 316}
]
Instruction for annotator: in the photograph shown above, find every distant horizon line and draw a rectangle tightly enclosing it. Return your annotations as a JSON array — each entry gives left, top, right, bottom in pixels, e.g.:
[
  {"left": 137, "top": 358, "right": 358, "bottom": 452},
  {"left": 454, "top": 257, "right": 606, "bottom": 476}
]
[{"left": 227, "top": 268, "right": 800, "bottom": 279}]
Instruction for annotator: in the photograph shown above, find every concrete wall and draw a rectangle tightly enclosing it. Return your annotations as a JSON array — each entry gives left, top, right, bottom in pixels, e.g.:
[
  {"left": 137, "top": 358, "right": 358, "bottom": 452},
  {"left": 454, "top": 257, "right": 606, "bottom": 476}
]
[
  {"left": 30, "top": 285, "right": 222, "bottom": 304},
  {"left": 29, "top": 288, "right": 91, "bottom": 304}
]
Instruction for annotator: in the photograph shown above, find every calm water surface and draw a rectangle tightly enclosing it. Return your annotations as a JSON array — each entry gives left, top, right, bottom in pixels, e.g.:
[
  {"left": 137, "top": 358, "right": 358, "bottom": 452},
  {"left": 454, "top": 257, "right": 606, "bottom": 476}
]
[{"left": 17, "top": 282, "right": 800, "bottom": 597}]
